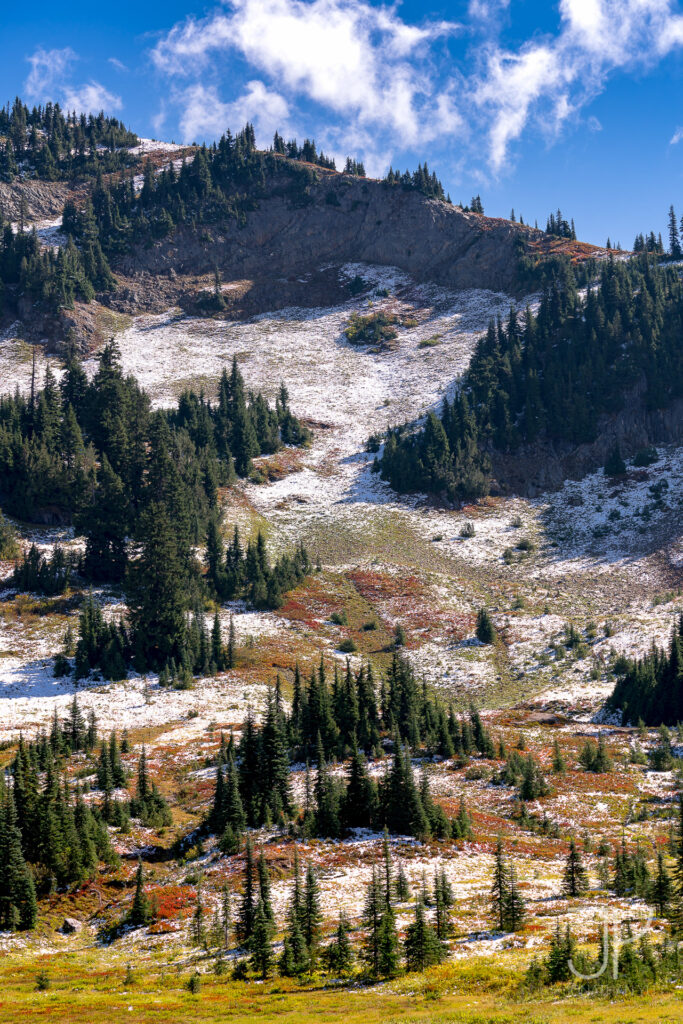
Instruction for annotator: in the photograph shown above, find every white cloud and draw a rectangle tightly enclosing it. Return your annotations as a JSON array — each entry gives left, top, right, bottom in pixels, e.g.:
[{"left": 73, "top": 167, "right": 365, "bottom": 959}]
[
  {"left": 671, "top": 126, "right": 683, "bottom": 144},
  {"left": 108, "top": 57, "right": 129, "bottom": 72},
  {"left": 62, "top": 82, "right": 122, "bottom": 114},
  {"left": 26, "top": 47, "right": 77, "bottom": 100},
  {"left": 25, "top": 46, "right": 121, "bottom": 114},
  {"left": 473, "top": 0, "right": 683, "bottom": 170},
  {"left": 176, "top": 81, "right": 290, "bottom": 144},
  {"left": 152, "top": 0, "right": 462, "bottom": 146},
  {"left": 150, "top": 0, "right": 683, "bottom": 175}
]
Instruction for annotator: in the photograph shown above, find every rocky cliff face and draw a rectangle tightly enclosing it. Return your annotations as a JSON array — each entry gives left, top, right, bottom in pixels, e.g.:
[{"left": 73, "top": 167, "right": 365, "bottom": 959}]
[
  {"left": 491, "top": 380, "right": 683, "bottom": 497},
  {"left": 115, "top": 169, "right": 531, "bottom": 299}
]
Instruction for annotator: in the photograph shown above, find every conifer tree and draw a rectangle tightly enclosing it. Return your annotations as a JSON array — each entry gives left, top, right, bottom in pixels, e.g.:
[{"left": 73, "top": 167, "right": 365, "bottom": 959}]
[
  {"left": 562, "top": 837, "right": 589, "bottom": 898},
  {"left": 504, "top": 863, "right": 525, "bottom": 932},
  {"left": 671, "top": 794, "right": 683, "bottom": 934},
  {"left": 476, "top": 608, "right": 496, "bottom": 644},
  {"left": 325, "top": 913, "right": 353, "bottom": 974},
  {"left": 490, "top": 838, "right": 510, "bottom": 931},
  {"left": 545, "top": 921, "right": 576, "bottom": 982},
  {"left": 257, "top": 851, "right": 275, "bottom": 933},
  {"left": 372, "top": 903, "right": 398, "bottom": 978},
  {"left": 250, "top": 899, "right": 273, "bottom": 978},
  {"left": 649, "top": 850, "right": 672, "bottom": 917},
  {"left": 129, "top": 860, "right": 151, "bottom": 926},
  {"left": 303, "top": 861, "right": 323, "bottom": 960},
  {"left": 394, "top": 861, "right": 410, "bottom": 902},
  {"left": 0, "top": 792, "right": 37, "bottom": 930},
  {"left": 362, "top": 863, "right": 383, "bottom": 976},
  {"left": 382, "top": 825, "right": 393, "bottom": 908},
  {"left": 220, "top": 883, "right": 232, "bottom": 949},
  {"left": 237, "top": 836, "right": 256, "bottom": 946},
  {"left": 404, "top": 899, "right": 443, "bottom": 971},
  {"left": 552, "top": 739, "right": 566, "bottom": 774}
]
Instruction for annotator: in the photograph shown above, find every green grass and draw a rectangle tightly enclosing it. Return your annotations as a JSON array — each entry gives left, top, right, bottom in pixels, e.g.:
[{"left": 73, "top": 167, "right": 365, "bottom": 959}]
[{"left": 3, "top": 952, "right": 682, "bottom": 1024}]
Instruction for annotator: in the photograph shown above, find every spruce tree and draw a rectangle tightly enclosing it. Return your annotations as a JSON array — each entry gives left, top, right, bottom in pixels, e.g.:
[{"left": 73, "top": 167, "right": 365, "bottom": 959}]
[
  {"left": 325, "top": 913, "right": 353, "bottom": 974},
  {"left": 257, "top": 850, "right": 275, "bottom": 933},
  {"left": 377, "top": 905, "right": 400, "bottom": 977},
  {"left": 129, "top": 861, "right": 151, "bottom": 926},
  {"left": 0, "top": 792, "right": 37, "bottom": 930},
  {"left": 476, "top": 608, "right": 496, "bottom": 644},
  {"left": 303, "top": 861, "right": 323, "bottom": 960},
  {"left": 237, "top": 835, "right": 256, "bottom": 945},
  {"left": 562, "top": 837, "right": 589, "bottom": 898},
  {"left": 490, "top": 838, "right": 510, "bottom": 931},
  {"left": 404, "top": 899, "right": 443, "bottom": 971},
  {"left": 504, "top": 863, "right": 525, "bottom": 932},
  {"left": 649, "top": 850, "right": 672, "bottom": 917},
  {"left": 362, "top": 863, "right": 383, "bottom": 976},
  {"left": 250, "top": 900, "right": 273, "bottom": 978},
  {"left": 671, "top": 794, "right": 683, "bottom": 934}
]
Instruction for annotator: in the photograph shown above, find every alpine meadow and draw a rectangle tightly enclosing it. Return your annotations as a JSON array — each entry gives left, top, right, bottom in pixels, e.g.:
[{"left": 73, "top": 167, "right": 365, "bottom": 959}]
[{"left": 4, "top": 3, "right": 683, "bottom": 1022}]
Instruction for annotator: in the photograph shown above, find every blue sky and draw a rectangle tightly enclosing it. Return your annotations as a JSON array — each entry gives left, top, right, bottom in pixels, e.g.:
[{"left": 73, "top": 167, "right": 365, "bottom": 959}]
[{"left": 3, "top": 0, "right": 683, "bottom": 248}]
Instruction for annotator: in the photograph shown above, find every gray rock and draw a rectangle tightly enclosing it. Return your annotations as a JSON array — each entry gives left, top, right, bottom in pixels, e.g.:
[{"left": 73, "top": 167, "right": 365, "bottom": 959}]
[{"left": 59, "top": 917, "right": 82, "bottom": 934}]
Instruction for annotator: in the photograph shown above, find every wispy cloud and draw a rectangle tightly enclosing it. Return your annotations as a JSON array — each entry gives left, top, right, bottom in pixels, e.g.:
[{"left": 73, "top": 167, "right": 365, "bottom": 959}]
[
  {"left": 149, "top": 0, "right": 683, "bottom": 174},
  {"left": 108, "top": 57, "right": 129, "bottom": 72},
  {"left": 25, "top": 46, "right": 121, "bottom": 113},
  {"left": 176, "top": 81, "right": 290, "bottom": 143},
  {"left": 152, "top": 0, "right": 462, "bottom": 147},
  {"left": 671, "top": 126, "right": 683, "bottom": 144},
  {"left": 473, "top": 0, "right": 683, "bottom": 170},
  {"left": 26, "top": 47, "right": 77, "bottom": 100}
]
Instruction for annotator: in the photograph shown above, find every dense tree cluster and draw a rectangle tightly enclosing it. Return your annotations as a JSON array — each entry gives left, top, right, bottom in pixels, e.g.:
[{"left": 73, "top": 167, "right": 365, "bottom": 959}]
[
  {"left": 633, "top": 204, "right": 683, "bottom": 258},
  {"left": 607, "top": 616, "right": 683, "bottom": 724},
  {"left": 384, "top": 163, "right": 447, "bottom": 201},
  {"left": 379, "top": 255, "right": 683, "bottom": 501},
  {"left": 271, "top": 131, "right": 336, "bottom": 169},
  {"left": 10, "top": 543, "right": 73, "bottom": 595},
  {"left": 545, "top": 209, "right": 576, "bottom": 239},
  {"left": 207, "top": 524, "right": 311, "bottom": 610},
  {"left": 7, "top": 701, "right": 118, "bottom": 911},
  {"left": 0, "top": 97, "right": 138, "bottom": 183},
  {"left": 0, "top": 217, "right": 112, "bottom": 313},
  {"left": 0, "top": 343, "right": 311, "bottom": 678},
  {"left": 0, "top": 345, "right": 306, "bottom": 544},
  {"left": 209, "top": 655, "right": 479, "bottom": 842},
  {"left": 63, "top": 126, "right": 321, "bottom": 258}
]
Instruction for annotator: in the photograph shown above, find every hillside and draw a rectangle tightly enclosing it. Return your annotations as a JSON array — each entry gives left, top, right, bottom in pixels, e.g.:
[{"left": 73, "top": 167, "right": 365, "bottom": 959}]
[{"left": 2, "top": 114, "right": 683, "bottom": 1022}]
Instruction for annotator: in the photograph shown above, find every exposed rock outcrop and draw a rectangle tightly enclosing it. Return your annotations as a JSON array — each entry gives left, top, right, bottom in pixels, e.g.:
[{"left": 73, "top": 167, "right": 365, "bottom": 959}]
[{"left": 114, "top": 170, "right": 533, "bottom": 300}]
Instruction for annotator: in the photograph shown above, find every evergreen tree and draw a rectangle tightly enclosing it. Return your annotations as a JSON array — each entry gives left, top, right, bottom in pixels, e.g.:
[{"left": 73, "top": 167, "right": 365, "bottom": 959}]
[
  {"left": 668, "top": 204, "right": 682, "bottom": 260},
  {"left": 649, "top": 850, "right": 672, "bottom": 917},
  {"left": 0, "top": 792, "right": 37, "bottom": 930},
  {"left": 129, "top": 861, "right": 151, "bottom": 926},
  {"left": 250, "top": 899, "right": 273, "bottom": 978},
  {"left": 237, "top": 836, "right": 256, "bottom": 946},
  {"left": 324, "top": 913, "right": 353, "bottom": 975},
  {"left": 476, "top": 608, "right": 496, "bottom": 644},
  {"left": 490, "top": 838, "right": 510, "bottom": 931},
  {"left": 303, "top": 861, "right": 323, "bottom": 959},
  {"left": 377, "top": 905, "right": 400, "bottom": 978},
  {"left": 562, "top": 837, "right": 589, "bottom": 898},
  {"left": 504, "top": 864, "right": 525, "bottom": 932},
  {"left": 404, "top": 899, "right": 443, "bottom": 971},
  {"left": 362, "top": 863, "right": 383, "bottom": 976}
]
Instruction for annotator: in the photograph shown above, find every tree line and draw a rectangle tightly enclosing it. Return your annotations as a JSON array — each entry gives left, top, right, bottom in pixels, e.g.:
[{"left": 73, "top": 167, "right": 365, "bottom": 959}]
[
  {"left": 0, "top": 96, "right": 138, "bottom": 183},
  {"left": 0, "top": 216, "right": 112, "bottom": 314},
  {"left": 378, "top": 255, "right": 683, "bottom": 502},
  {"left": 208, "top": 654, "right": 480, "bottom": 844},
  {"left": 607, "top": 616, "right": 683, "bottom": 725}
]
